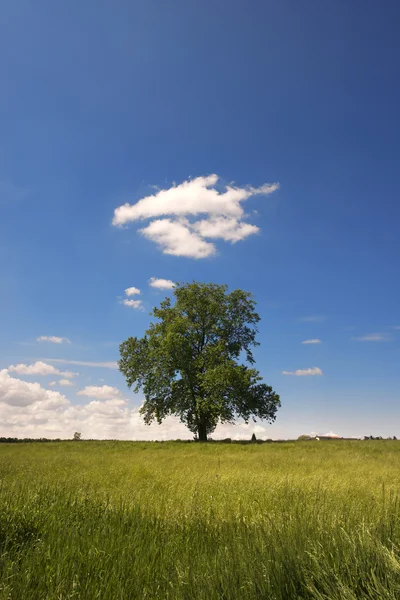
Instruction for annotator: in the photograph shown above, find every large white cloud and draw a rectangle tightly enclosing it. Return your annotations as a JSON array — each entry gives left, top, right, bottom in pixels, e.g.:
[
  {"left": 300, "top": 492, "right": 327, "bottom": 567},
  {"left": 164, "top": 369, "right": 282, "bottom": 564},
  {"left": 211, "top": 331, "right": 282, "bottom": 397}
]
[
  {"left": 112, "top": 175, "right": 279, "bottom": 258},
  {"left": 0, "top": 369, "right": 69, "bottom": 408},
  {"left": 282, "top": 367, "right": 323, "bottom": 376}
]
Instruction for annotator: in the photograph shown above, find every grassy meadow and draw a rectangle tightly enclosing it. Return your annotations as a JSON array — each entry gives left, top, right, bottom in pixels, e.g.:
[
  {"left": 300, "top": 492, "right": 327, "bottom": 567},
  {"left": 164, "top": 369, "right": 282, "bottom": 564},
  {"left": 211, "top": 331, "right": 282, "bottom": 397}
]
[{"left": 1, "top": 440, "right": 400, "bottom": 599}]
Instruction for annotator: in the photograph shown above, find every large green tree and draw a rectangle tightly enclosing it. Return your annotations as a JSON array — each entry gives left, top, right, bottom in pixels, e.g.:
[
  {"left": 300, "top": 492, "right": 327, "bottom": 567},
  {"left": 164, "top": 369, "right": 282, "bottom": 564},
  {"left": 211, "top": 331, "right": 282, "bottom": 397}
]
[{"left": 119, "top": 282, "right": 280, "bottom": 441}]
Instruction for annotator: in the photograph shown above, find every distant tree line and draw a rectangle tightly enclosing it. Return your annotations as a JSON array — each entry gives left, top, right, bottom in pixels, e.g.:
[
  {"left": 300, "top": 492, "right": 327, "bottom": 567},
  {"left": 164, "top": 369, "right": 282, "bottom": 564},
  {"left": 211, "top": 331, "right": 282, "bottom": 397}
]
[
  {"left": 364, "top": 435, "right": 397, "bottom": 440},
  {"left": 0, "top": 435, "right": 397, "bottom": 444},
  {"left": 0, "top": 433, "right": 82, "bottom": 443},
  {"left": 0, "top": 437, "right": 67, "bottom": 443}
]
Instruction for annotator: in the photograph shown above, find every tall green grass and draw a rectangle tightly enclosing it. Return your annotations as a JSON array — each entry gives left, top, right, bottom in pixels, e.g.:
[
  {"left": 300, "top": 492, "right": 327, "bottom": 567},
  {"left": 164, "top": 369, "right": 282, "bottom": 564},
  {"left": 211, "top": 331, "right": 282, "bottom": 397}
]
[{"left": 1, "top": 440, "right": 400, "bottom": 599}]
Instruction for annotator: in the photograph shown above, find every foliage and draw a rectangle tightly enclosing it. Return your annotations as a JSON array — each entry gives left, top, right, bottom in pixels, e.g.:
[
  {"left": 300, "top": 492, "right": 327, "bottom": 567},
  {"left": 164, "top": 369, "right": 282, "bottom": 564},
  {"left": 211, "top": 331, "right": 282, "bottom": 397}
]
[
  {"left": 73, "top": 432, "right": 82, "bottom": 441},
  {"left": 1, "top": 441, "right": 400, "bottom": 598},
  {"left": 119, "top": 282, "right": 280, "bottom": 440}
]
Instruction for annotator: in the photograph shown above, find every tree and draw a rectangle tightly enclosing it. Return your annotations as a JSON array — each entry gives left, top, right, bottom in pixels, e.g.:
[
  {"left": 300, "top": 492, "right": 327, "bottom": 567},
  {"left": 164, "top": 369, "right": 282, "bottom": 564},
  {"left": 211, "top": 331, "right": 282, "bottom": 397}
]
[
  {"left": 73, "top": 432, "right": 81, "bottom": 441},
  {"left": 119, "top": 282, "right": 280, "bottom": 441}
]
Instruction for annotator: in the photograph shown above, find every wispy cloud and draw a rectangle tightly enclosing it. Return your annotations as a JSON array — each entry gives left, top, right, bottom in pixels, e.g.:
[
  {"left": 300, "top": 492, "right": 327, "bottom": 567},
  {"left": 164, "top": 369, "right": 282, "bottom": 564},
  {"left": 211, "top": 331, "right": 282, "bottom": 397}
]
[
  {"left": 352, "top": 333, "right": 392, "bottom": 342},
  {"left": 301, "top": 339, "right": 322, "bottom": 345},
  {"left": 112, "top": 175, "right": 279, "bottom": 258},
  {"left": 148, "top": 277, "right": 175, "bottom": 290},
  {"left": 43, "top": 359, "right": 118, "bottom": 369},
  {"left": 77, "top": 385, "right": 125, "bottom": 400},
  {"left": 36, "top": 336, "right": 71, "bottom": 344},
  {"left": 298, "top": 316, "right": 326, "bottom": 323},
  {"left": 282, "top": 367, "right": 323, "bottom": 376},
  {"left": 122, "top": 298, "right": 144, "bottom": 311}
]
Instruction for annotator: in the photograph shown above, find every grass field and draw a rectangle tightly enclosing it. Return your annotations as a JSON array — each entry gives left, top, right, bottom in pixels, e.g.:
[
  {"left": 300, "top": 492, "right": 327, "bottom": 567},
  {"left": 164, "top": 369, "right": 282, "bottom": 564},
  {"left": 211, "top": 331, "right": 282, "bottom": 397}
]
[{"left": 1, "top": 440, "right": 400, "bottom": 599}]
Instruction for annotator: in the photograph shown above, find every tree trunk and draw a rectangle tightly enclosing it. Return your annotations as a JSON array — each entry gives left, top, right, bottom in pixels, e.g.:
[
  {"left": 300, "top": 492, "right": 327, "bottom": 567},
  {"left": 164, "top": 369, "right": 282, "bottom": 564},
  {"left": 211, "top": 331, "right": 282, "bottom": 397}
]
[{"left": 197, "top": 421, "right": 207, "bottom": 442}]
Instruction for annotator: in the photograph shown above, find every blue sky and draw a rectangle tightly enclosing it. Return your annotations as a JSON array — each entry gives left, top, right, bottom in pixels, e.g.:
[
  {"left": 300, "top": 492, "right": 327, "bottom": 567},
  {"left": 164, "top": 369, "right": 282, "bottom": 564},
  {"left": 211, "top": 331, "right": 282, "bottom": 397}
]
[{"left": 1, "top": 0, "right": 399, "bottom": 439}]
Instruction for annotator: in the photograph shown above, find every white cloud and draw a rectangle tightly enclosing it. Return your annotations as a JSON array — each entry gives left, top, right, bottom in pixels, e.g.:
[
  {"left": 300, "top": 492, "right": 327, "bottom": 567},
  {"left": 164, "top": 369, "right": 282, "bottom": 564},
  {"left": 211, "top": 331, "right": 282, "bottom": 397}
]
[
  {"left": 353, "top": 333, "right": 392, "bottom": 342},
  {"left": 282, "top": 367, "right": 323, "bottom": 376},
  {"left": 140, "top": 218, "right": 215, "bottom": 259},
  {"left": 8, "top": 361, "right": 59, "bottom": 376},
  {"left": 36, "top": 336, "right": 71, "bottom": 344},
  {"left": 124, "top": 287, "right": 141, "bottom": 296},
  {"left": 0, "top": 369, "right": 69, "bottom": 408},
  {"left": 298, "top": 316, "right": 326, "bottom": 323},
  {"left": 112, "top": 175, "right": 279, "bottom": 258},
  {"left": 122, "top": 298, "right": 144, "bottom": 310},
  {"left": 7, "top": 361, "right": 77, "bottom": 378},
  {"left": 192, "top": 216, "right": 259, "bottom": 242},
  {"left": 301, "top": 339, "right": 322, "bottom": 345},
  {"left": 77, "top": 385, "right": 124, "bottom": 400},
  {"left": 148, "top": 277, "right": 175, "bottom": 290},
  {"left": 58, "top": 379, "right": 75, "bottom": 387},
  {"left": 113, "top": 175, "right": 278, "bottom": 224},
  {"left": 43, "top": 359, "right": 118, "bottom": 369}
]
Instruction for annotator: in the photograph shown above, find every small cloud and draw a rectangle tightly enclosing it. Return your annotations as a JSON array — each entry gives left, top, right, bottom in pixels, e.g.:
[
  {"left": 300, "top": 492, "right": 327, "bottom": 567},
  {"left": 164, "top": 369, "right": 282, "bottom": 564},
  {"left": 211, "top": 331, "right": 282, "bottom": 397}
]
[
  {"left": 36, "top": 336, "right": 71, "bottom": 344},
  {"left": 301, "top": 339, "right": 322, "bottom": 345},
  {"left": 282, "top": 367, "right": 323, "bottom": 377},
  {"left": 352, "top": 333, "right": 392, "bottom": 342},
  {"left": 298, "top": 316, "right": 326, "bottom": 323},
  {"left": 122, "top": 299, "right": 144, "bottom": 311},
  {"left": 58, "top": 379, "right": 75, "bottom": 387},
  {"left": 124, "top": 286, "right": 141, "bottom": 296},
  {"left": 393, "top": 326, "right": 400, "bottom": 331},
  {"left": 148, "top": 277, "right": 175, "bottom": 290}
]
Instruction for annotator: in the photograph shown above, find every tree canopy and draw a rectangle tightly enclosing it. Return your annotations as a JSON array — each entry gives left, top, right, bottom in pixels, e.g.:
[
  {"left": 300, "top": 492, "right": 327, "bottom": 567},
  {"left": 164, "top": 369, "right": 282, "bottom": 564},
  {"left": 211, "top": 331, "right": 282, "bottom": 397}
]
[{"left": 119, "top": 282, "right": 280, "bottom": 441}]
